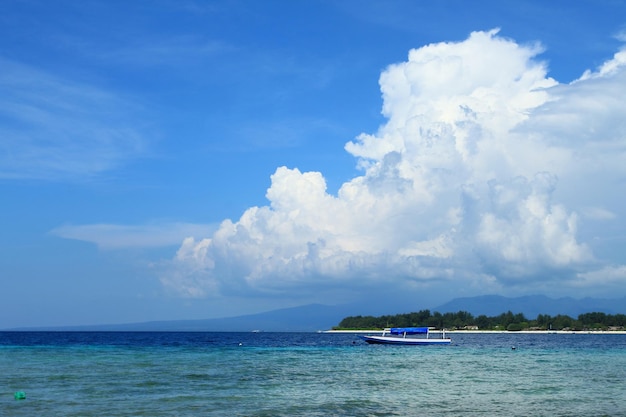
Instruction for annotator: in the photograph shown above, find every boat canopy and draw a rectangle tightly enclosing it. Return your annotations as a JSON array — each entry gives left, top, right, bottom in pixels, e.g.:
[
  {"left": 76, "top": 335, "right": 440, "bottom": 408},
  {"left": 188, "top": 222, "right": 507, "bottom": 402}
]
[{"left": 390, "top": 327, "right": 428, "bottom": 335}]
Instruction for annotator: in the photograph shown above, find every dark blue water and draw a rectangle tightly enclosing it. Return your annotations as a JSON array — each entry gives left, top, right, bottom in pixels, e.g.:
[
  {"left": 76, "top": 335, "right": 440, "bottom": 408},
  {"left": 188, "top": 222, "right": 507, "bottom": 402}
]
[{"left": 2, "top": 332, "right": 625, "bottom": 416}]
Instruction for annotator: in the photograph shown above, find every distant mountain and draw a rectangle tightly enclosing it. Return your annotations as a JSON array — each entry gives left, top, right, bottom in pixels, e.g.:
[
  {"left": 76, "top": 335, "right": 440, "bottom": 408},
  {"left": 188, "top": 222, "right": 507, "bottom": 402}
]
[
  {"left": 8, "top": 295, "right": 624, "bottom": 332},
  {"left": 433, "top": 295, "right": 626, "bottom": 318},
  {"left": 9, "top": 304, "right": 354, "bottom": 332}
]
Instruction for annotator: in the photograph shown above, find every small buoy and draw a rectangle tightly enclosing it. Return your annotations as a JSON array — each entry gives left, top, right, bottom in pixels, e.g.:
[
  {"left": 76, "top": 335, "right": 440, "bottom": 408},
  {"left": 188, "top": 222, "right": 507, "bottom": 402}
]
[
  {"left": 238, "top": 342, "right": 243, "bottom": 346},
  {"left": 14, "top": 391, "right": 26, "bottom": 400}
]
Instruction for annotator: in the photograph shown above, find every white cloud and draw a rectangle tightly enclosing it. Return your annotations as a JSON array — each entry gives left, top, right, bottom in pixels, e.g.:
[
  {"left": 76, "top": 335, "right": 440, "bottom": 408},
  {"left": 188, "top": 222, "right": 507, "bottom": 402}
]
[
  {"left": 573, "top": 266, "right": 626, "bottom": 288},
  {"left": 579, "top": 47, "right": 626, "bottom": 80},
  {"left": 472, "top": 173, "right": 591, "bottom": 280},
  {"left": 0, "top": 58, "right": 148, "bottom": 180},
  {"left": 581, "top": 207, "right": 617, "bottom": 221},
  {"left": 165, "top": 29, "right": 626, "bottom": 300},
  {"left": 51, "top": 222, "right": 214, "bottom": 250}
]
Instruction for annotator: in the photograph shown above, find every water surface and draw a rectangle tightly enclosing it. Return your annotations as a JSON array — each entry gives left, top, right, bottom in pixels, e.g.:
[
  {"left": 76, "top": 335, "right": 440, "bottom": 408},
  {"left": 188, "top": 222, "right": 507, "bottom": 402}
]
[{"left": 1, "top": 332, "right": 624, "bottom": 416}]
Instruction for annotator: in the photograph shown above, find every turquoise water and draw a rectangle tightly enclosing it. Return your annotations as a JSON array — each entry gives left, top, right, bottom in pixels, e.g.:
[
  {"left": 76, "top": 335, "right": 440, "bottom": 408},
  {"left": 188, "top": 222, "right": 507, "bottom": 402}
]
[{"left": 1, "top": 332, "right": 625, "bottom": 416}]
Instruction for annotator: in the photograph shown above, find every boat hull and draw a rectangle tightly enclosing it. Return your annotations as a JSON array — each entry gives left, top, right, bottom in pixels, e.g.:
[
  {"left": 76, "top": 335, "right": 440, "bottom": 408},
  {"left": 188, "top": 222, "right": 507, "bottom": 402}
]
[{"left": 360, "top": 335, "right": 451, "bottom": 345}]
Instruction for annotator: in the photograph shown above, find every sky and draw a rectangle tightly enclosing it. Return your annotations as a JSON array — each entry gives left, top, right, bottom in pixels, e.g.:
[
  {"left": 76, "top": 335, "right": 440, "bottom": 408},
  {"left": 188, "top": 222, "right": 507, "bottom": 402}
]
[{"left": 2, "top": 0, "right": 626, "bottom": 328}]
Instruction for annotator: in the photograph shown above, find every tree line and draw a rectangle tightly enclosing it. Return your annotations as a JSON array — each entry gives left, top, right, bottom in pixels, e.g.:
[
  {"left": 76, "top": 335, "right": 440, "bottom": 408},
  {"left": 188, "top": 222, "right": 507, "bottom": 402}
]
[{"left": 334, "top": 310, "right": 626, "bottom": 331}]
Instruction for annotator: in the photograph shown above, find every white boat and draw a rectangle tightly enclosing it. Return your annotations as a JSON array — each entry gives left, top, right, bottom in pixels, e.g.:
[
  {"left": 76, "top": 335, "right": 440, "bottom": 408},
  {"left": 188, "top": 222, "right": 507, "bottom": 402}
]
[{"left": 360, "top": 327, "right": 451, "bottom": 345}]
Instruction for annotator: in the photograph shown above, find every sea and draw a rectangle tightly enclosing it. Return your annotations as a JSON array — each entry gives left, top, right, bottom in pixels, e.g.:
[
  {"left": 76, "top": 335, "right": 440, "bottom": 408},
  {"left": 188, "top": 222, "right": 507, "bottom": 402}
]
[{"left": 1, "top": 332, "right": 625, "bottom": 416}]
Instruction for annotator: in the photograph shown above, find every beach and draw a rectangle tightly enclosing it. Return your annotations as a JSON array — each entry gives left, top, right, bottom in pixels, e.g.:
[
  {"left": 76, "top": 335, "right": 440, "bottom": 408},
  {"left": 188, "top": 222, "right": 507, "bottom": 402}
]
[{"left": 325, "top": 329, "right": 626, "bottom": 334}]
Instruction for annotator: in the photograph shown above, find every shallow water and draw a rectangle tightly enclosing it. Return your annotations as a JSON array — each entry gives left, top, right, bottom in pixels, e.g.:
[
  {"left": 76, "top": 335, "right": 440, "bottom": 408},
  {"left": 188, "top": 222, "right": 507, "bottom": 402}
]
[{"left": 1, "top": 332, "right": 625, "bottom": 416}]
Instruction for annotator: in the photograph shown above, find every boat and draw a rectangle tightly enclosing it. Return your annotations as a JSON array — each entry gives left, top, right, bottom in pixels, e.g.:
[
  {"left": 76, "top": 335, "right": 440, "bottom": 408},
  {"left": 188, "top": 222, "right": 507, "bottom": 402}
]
[{"left": 360, "top": 327, "right": 451, "bottom": 345}]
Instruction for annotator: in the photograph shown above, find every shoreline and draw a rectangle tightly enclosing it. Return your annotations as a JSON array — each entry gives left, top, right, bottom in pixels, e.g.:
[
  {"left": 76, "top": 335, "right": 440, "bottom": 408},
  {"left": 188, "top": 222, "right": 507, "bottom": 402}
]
[{"left": 323, "top": 329, "right": 626, "bottom": 335}]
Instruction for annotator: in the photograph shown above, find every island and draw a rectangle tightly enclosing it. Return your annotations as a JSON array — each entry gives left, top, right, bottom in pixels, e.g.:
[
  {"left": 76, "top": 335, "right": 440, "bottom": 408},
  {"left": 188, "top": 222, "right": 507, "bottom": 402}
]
[{"left": 331, "top": 309, "right": 626, "bottom": 332}]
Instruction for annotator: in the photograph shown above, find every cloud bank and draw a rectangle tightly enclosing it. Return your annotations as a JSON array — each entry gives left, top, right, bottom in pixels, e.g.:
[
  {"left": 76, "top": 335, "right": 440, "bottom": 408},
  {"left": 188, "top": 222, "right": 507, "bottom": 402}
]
[
  {"left": 164, "top": 30, "right": 626, "bottom": 301},
  {"left": 51, "top": 222, "right": 214, "bottom": 250}
]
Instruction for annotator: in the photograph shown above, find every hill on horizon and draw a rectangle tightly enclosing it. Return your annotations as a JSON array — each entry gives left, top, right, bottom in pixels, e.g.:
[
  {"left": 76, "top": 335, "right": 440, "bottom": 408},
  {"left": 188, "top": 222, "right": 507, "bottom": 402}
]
[
  {"left": 6, "top": 295, "right": 625, "bottom": 332},
  {"left": 433, "top": 294, "right": 626, "bottom": 318},
  {"left": 6, "top": 304, "right": 354, "bottom": 332}
]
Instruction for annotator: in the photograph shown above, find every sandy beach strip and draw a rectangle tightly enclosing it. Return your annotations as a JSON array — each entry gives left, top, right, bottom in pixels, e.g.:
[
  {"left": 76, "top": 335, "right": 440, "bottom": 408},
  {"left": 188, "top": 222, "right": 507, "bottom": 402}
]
[{"left": 323, "top": 329, "right": 626, "bottom": 335}]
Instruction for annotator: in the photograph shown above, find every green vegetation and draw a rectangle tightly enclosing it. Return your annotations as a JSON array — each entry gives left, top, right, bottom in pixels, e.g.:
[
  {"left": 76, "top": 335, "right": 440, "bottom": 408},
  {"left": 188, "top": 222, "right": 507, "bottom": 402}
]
[{"left": 334, "top": 310, "right": 626, "bottom": 331}]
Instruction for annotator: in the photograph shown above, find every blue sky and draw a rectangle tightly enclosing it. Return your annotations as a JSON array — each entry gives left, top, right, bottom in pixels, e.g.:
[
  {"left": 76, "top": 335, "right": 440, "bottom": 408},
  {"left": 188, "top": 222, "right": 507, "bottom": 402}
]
[{"left": 2, "top": 0, "right": 626, "bottom": 328}]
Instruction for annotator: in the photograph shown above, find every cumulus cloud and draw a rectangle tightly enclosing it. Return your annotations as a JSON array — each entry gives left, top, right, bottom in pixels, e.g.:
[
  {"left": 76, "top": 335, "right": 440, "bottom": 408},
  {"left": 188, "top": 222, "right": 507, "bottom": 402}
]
[
  {"left": 164, "top": 29, "right": 626, "bottom": 300},
  {"left": 574, "top": 266, "right": 626, "bottom": 288}
]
